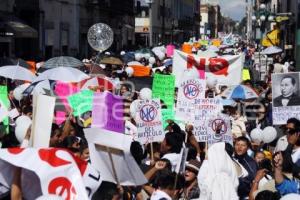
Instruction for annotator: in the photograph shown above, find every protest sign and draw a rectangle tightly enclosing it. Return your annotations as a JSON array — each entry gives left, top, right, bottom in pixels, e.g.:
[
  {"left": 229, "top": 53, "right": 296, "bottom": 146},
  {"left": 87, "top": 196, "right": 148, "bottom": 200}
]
[
  {"left": 173, "top": 50, "right": 244, "bottom": 86},
  {"left": 0, "top": 148, "right": 98, "bottom": 200},
  {"left": 193, "top": 98, "right": 223, "bottom": 142},
  {"left": 0, "top": 86, "right": 9, "bottom": 133},
  {"left": 92, "top": 92, "right": 124, "bottom": 133},
  {"left": 131, "top": 66, "right": 151, "bottom": 77},
  {"left": 175, "top": 78, "right": 206, "bottom": 121},
  {"left": 54, "top": 81, "right": 79, "bottom": 109},
  {"left": 206, "top": 113, "right": 233, "bottom": 146},
  {"left": 55, "top": 111, "right": 66, "bottom": 125},
  {"left": 31, "top": 95, "right": 55, "bottom": 148},
  {"left": 135, "top": 99, "right": 164, "bottom": 144},
  {"left": 242, "top": 68, "right": 251, "bottom": 81},
  {"left": 85, "top": 128, "right": 147, "bottom": 186},
  {"left": 162, "top": 108, "right": 175, "bottom": 129},
  {"left": 152, "top": 74, "right": 175, "bottom": 108},
  {"left": 68, "top": 90, "right": 94, "bottom": 116},
  {"left": 272, "top": 72, "right": 300, "bottom": 124}
]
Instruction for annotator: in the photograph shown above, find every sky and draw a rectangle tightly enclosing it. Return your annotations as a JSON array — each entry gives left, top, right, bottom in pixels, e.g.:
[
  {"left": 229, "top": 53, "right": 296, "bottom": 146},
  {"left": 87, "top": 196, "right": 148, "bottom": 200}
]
[{"left": 219, "top": 0, "right": 247, "bottom": 21}]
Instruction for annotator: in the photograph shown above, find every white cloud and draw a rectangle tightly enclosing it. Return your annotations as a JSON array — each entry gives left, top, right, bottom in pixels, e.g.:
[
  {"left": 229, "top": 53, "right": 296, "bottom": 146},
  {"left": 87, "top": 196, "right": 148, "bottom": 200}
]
[{"left": 219, "top": 0, "right": 246, "bottom": 21}]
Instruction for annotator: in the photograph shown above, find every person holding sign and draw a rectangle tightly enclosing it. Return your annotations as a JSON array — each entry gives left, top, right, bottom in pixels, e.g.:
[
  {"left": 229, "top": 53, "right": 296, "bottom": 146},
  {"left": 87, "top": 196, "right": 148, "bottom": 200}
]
[{"left": 273, "top": 76, "right": 300, "bottom": 107}]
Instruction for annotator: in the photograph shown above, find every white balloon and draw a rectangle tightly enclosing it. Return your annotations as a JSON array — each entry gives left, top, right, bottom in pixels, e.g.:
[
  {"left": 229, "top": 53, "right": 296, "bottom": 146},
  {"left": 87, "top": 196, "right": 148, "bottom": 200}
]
[
  {"left": 140, "top": 88, "right": 152, "bottom": 100},
  {"left": 125, "top": 67, "right": 134, "bottom": 77},
  {"left": 135, "top": 53, "right": 142, "bottom": 61},
  {"left": 120, "top": 51, "right": 126, "bottom": 55},
  {"left": 250, "top": 128, "right": 263, "bottom": 143},
  {"left": 144, "top": 53, "right": 151, "bottom": 59},
  {"left": 87, "top": 23, "right": 114, "bottom": 52},
  {"left": 129, "top": 100, "right": 139, "bottom": 118},
  {"left": 262, "top": 126, "right": 277, "bottom": 143},
  {"left": 13, "top": 87, "right": 23, "bottom": 101},
  {"left": 15, "top": 115, "right": 32, "bottom": 143},
  {"left": 206, "top": 77, "right": 218, "bottom": 89},
  {"left": 280, "top": 194, "right": 300, "bottom": 200},
  {"left": 149, "top": 57, "right": 156, "bottom": 64}
]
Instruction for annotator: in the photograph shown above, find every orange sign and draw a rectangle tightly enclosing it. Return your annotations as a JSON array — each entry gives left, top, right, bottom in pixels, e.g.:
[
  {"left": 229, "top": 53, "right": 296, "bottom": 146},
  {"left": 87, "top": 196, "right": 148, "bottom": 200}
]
[{"left": 131, "top": 65, "right": 151, "bottom": 77}]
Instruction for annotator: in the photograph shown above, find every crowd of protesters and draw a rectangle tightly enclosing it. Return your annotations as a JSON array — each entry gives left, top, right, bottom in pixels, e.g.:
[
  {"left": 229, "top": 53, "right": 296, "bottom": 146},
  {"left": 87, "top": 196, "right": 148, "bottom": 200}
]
[{"left": 0, "top": 40, "right": 299, "bottom": 200}]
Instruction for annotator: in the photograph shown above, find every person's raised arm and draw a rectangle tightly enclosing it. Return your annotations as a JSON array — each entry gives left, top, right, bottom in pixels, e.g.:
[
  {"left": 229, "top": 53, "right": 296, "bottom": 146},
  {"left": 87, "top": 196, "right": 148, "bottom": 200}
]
[{"left": 273, "top": 152, "right": 284, "bottom": 184}]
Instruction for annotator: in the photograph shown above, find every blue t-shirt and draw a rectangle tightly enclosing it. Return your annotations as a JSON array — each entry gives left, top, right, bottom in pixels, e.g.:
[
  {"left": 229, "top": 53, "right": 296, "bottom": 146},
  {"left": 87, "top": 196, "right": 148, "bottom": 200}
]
[{"left": 276, "top": 179, "right": 300, "bottom": 195}]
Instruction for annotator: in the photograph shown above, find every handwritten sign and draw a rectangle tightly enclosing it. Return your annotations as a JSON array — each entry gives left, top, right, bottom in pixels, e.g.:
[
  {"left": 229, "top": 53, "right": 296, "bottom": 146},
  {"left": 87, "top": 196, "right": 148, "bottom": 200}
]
[
  {"left": 193, "top": 98, "right": 223, "bottom": 142},
  {"left": 175, "top": 78, "right": 206, "bottom": 121},
  {"left": 92, "top": 92, "right": 124, "bottom": 133},
  {"left": 162, "top": 108, "right": 175, "bottom": 129},
  {"left": 152, "top": 74, "right": 175, "bottom": 109},
  {"left": 135, "top": 99, "right": 164, "bottom": 144},
  {"left": 206, "top": 114, "right": 233, "bottom": 146},
  {"left": 68, "top": 90, "right": 94, "bottom": 116},
  {"left": 273, "top": 106, "right": 300, "bottom": 125}
]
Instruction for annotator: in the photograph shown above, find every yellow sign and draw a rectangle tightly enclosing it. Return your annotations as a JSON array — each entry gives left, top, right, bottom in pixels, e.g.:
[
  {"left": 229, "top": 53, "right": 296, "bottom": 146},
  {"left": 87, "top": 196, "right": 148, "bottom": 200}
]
[
  {"left": 262, "top": 29, "right": 280, "bottom": 47},
  {"left": 212, "top": 39, "right": 221, "bottom": 47},
  {"left": 275, "top": 16, "right": 289, "bottom": 23},
  {"left": 242, "top": 69, "right": 251, "bottom": 81}
]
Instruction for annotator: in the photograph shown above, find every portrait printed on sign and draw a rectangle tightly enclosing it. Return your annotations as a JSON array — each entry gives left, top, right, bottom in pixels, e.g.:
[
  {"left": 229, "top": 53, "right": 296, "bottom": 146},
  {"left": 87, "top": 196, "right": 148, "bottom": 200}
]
[{"left": 272, "top": 72, "right": 300, "bottom": 107}]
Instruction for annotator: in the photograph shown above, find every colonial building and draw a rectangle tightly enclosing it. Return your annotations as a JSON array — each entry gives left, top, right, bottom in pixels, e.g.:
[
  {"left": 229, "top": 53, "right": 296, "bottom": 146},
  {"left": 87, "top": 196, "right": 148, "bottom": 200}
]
[
  {"left": 0, "top": 0, "right": 135, "bottom": 60},
  {"left": 134, "top": 0, "right": 200, "bottom": 46}
]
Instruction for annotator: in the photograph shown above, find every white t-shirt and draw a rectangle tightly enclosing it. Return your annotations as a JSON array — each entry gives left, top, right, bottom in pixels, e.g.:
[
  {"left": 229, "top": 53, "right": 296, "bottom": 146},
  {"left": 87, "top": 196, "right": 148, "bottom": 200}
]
[{"left": 150, "top": 190, "right": 172, "bottom": 200}]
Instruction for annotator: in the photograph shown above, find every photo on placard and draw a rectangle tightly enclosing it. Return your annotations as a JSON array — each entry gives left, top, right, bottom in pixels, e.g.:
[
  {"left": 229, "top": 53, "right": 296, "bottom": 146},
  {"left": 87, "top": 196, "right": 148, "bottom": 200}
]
[{"left": 272, "top": 72, "right": 300, "bottom": 107}]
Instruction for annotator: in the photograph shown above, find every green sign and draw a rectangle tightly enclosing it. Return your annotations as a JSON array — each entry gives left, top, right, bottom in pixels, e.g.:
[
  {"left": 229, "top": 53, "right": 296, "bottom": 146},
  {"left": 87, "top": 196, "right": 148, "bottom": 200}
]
[
  {"left": 152, "top": 74, "right": 175, "bottom": 109},
  {"left": 0, "top": 86, "right": 9, "bottom": 133},
  {"left": 68, "top": 90, "right": 94, "bottom": 116},
  {"left": 162, "top": 109, "right": 175, "bottom": 129}
]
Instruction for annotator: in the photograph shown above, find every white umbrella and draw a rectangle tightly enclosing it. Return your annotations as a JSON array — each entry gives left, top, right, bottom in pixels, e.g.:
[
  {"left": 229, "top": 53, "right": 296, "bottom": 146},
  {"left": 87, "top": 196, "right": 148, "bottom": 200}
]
[
  {"left": 35, "top": 67, "right": 89, "bottom": 83},
  {"left": 261, "top": 46, "right": 282, "bottom": 55},
  {"left": 0, "top": 65, "right": 36, "bottom": 81}
]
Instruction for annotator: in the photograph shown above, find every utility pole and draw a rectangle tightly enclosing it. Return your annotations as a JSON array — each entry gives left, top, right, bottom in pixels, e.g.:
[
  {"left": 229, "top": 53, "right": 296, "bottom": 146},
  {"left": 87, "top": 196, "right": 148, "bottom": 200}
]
[
  {"left": 162, "top": 0, "right": 165, "bottom": 44},
  {"left": 147, "top": 0, "right": 153, "bottom": 47}
]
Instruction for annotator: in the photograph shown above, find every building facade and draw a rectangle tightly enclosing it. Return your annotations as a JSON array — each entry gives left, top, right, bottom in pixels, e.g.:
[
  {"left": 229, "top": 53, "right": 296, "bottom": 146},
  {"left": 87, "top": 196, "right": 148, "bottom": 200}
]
[
  {"left": 135, "top": 0, "right": 200, "bottom": 46},
  {"left": 200, "top": 3, "right": 221, "bottom": 38},
  {"left": 0, "top": 0, "right": 135, "bottom": 60}
]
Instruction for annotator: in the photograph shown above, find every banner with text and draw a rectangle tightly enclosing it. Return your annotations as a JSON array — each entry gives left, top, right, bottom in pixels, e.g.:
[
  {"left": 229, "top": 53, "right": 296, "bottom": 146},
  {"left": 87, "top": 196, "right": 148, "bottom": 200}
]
[
  {"left": 173, "top": 50, "right": 244, "bottom": 86},
  {"left": 0, "top": 148, "right": 102, "bottom": 200}
]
